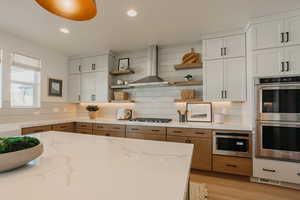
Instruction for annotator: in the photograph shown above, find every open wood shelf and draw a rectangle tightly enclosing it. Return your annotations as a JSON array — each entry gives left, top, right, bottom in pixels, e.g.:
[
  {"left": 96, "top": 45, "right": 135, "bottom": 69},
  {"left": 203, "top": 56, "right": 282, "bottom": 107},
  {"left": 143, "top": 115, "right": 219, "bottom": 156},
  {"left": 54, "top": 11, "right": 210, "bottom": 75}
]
[
  {"left": 173, "top": 80, "right": 203, "bottom": 86},
  {"left": 110, "top": 69, "right": 134, "bottom": 75},
  {"left": 174, "top": 98, "right": 204, "bottom": 103},
  {"left": 174, "top": 63, "right": 202, "bottom": 70},
  {"left": 110, "top": 85, "right": 132, "bottom": 89},
  {"left": 110, "top": 100, "right": 135, "bottom": 103}
]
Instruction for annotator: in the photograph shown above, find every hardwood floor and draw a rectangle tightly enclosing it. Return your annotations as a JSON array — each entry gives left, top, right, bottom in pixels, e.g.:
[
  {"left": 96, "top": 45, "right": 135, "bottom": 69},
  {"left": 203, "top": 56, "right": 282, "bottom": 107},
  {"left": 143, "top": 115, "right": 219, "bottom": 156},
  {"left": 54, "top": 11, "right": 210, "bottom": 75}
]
[{"left": 190, "top": 170, "right": 300, "bottom": 200}]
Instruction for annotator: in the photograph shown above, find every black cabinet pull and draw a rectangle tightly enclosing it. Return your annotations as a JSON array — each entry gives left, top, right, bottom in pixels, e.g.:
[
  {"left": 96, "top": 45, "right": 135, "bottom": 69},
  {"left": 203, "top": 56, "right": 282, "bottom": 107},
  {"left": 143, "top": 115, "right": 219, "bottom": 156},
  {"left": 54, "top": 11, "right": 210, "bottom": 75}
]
[
  {"left": 286, "top": 61, "right": 290, "bottom": 72},
  {"left": 221, "top": 48, "right": 223, "bottom": 56},
  {"left": 226, "top": 164, "right": 237, "bottom": 168},
  {"left": 297, "top": 172, "right": 300, "bottom": 176},
  {"left": 185, "top": 139, "right": 192, "bottom": 143},
  {"left": 78, "top": 65, "right": 81, "bottom": 72},
  {"left": 281, "top": 62, "right": 285, "bottom": 72},
  {"left": 224, "top": 47, "right": 227, "bottom": 56},
  {"left": 33, "top": 129, "right": 44, "bottom": 133},
  {"left": 151, "top": 130, "right": 160, "bottom": 132},
  {"left": 221, "top": 90, "right": 224, "bottom": 99},
  {"left": 92, "top": 64, "right": 96, "bottom": 70},
  {"left": 173, "top": 131, "right": 182, "bottom": 133},
  {"left": 131, "top": 128, "right": 139, "bottom": 131},
  {"left": 224, "top": 90, "right": 227, "bottom": 99},
  {"left": 286, "top": 32, "right": 290, "bottom": 43},
  {"left": 281, "top": 32, "right": 285, "bottom": 43},
  {"left": 262, "top": 168, "right": 276, "bottom": 173},
  {"left": 195, "top": 132, "right": 205, "bottom": 135}
]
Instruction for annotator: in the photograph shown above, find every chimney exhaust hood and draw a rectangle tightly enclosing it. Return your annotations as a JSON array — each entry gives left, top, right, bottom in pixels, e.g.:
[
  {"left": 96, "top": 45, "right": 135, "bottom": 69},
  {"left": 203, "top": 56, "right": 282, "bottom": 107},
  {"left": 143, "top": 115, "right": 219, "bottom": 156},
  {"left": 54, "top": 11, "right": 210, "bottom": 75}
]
[{"left": 129, "top": 45, "right": 169, "bottom": 87}]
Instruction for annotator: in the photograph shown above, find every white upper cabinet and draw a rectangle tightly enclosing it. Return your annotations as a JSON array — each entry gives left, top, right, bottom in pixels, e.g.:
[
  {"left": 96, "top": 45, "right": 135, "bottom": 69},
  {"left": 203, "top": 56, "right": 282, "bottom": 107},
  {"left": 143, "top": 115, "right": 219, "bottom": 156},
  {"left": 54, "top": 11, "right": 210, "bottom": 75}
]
[
  {"left": 285, "top": 15, "right": 300, "bottom": 46},
  {"left": 284, "top": 45, "right": 300, "bottom": 75},
  {"left": 81, "top": 55, "right": 108, "bottom": 73},
  {"left": 203, "top": 33, "right": 246, "bottom": 102},
  {"left": 68, "top": 53, "right": 113, "bottom": 103},
  {"left": 252, "top": 20, "right": 284, "bottom": 50},
  {"left": 253, "top": 48, "right": 284, "bottom": 77},
  {"left": 68, "top": 74, "right": 81, "bottom": 102},
  {"left": 203, "top": 38, "right": 224, "bottom": 60},
  {"left": 69, "top": 59, "right": 81, "bottom": 74},
  {"left": 204, "top": 34, "right": 245, "bottom": 61},
  {"left": 204, "top": 60, "right": 224, "bottom": 102},
  {"left": 223, "top": 35, "right": 245, "bottom": 58},
  {"left": 223, "top": 57, "right": 246, "bottom": 101},
  {"left": 80, "top": 72, "right": 109, "bottom": 103}
]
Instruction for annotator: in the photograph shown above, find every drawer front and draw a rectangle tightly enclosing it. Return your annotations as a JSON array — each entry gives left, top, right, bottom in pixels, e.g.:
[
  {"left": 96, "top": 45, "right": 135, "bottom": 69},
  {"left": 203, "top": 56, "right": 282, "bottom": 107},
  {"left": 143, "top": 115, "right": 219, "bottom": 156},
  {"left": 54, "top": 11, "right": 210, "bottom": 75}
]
[
  {"left": 94, "top": 130, "right": 125, "bottom": 138},
  {"left": 93, "top": 124, "right": 126, "bottom": 132},
  {"left": 52, "top": 123, "right": 74, "bottom": 132},
  {"left": 76, "top": 122, "right": 93, "bottom": 130},
  {"left": 167, "top": 128, "right": 212, "bottom": 138},
  {"left": 254, "top": 159, "right": 300, "bottom": 184},
  {"left": 126, "top": 126, "right": 166, "bottom": 135},
  {"left": 22, "top": 125, "right": 52, "bottom": 135},
  {"left": 213, "top": 155, "right": 252, "bottom": 176},
  {"left": 127, "top": 132, "right": 166, "bottom": 141},
  {"left": 76, "top": 128, "right": 93, "bottom": 135}
]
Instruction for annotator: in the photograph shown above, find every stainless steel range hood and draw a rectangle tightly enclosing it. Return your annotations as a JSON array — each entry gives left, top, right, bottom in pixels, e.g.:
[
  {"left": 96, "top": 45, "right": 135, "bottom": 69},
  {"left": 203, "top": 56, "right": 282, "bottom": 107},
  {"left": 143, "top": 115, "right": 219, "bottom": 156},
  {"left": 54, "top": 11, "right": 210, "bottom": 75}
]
[{"left": 129, "top": 45, "right": 169, "bottom": 87}]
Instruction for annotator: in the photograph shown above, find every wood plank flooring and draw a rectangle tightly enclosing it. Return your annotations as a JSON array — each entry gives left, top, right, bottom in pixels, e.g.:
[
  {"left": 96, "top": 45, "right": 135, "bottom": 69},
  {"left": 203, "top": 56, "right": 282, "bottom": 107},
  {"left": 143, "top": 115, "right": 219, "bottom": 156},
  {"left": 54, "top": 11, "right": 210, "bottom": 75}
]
[{"left": 190, "top": 170, "right": 300, "bottom": 200}]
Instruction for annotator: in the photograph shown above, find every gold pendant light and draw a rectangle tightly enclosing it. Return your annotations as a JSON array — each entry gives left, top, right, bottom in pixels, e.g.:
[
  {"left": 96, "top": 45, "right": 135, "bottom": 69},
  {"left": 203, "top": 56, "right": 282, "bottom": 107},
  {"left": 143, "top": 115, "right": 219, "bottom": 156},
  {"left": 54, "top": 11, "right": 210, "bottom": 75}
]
[{"left": 35, "top": 0, "right": 97, "bottom": 21}]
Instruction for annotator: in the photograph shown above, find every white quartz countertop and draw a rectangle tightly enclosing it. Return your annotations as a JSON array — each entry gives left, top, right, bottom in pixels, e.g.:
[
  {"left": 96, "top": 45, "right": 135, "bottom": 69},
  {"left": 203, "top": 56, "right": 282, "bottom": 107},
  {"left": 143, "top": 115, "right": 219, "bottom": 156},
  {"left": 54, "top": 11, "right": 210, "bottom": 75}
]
[
  {"left": 0, "top": 118, "right": 253, "bottom": 137},
  {"left": 0, "top": 132, "right": 193, "bottom": 200}
]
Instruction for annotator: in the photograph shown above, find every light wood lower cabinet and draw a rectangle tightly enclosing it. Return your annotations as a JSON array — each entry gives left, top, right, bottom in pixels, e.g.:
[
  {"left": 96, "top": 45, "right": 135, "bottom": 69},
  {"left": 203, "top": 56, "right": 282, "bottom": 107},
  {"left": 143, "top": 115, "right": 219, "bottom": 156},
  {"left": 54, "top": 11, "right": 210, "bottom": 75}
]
[
  {"left": 22, "top": 125, "right": 52, "bottom": 135},
  {"left": 213, "top": 155, "right": 252, "bottom": 176},
  {"left": 126, "top": 126, "right": 166, "bottom": 141},
  {"left": 126, "top": 132, "right": 166, "bottom": 141},
  {"left": 94, "top": 130, "right": 125, "bottom": 138},
  {"left": 52, "top": 123, "right": 75, "bottom": 132},
  {"left": 75, "top": 122, "right": 93, "bottom": 135},
  {"left": 167, "top": 135, "right": 212, "bottom": 171}
]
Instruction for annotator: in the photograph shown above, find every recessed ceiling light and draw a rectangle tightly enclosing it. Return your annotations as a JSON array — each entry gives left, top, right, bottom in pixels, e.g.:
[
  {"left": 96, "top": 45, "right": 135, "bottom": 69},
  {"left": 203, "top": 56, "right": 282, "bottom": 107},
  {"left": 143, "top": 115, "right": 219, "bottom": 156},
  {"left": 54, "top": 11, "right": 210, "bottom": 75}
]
[
  {"left": 60, "top": 28, "right": 70, "bottom": 34},
  {"left": 127, "top": 9, "right": 138, "bottom": 17}
]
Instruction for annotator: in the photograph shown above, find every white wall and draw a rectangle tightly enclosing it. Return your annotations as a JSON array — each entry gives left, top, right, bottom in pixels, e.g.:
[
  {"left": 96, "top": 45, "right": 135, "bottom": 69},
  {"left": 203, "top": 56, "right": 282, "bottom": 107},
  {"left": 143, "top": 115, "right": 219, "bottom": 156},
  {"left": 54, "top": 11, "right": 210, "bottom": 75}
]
[{"left": 0, "top": 30, "right": 77, "bottom": 123}]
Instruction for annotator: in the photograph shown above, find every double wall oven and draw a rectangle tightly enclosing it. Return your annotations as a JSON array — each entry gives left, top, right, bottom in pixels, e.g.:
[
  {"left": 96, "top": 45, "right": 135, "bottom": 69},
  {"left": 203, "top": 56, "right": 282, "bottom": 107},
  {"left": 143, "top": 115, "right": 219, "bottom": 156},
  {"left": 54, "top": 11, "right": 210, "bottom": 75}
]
[{"left": 256, "top": 76, "right": 300, "bottom": 162}]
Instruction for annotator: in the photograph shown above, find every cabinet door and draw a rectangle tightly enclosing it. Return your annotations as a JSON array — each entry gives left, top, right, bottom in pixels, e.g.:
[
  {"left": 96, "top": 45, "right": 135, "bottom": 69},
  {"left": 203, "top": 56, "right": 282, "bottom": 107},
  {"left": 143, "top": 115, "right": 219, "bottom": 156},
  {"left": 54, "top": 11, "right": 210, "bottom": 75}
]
[
  {"left": 252, "top": 20, "right": 284, "bottom": 50},
  {"left": 80, "top": 72, "right": 96, "bottom": 103},
  {"left": 223, "top": 34, "right": 245, "bottom": 58},
  {"left": 285, "top": 15, "right": 300, "bottom": 46},
  {"left": 81, "top": 57, "right": 98, "bottom": 73},
  {"left": 204, "top": 60, "right": 224, "bottom": 102},
  {"left": 68, "top": 74, "right": 81, "bottom": 102},
  {"left": 223, "top": 57, "right": 246, "bottom": 101},
  {"left": 284, "top": 45, "right": 300, "bottom": 75},
  {"left": 127, "top": 132, "right": 166, "bottom": 141},
  {"left": 253, "top": 48, "right": 284, "bottom": 77},
  {"left": 167, "top": 136, "right": 212, "bottom": 171},
  {"left": 95, "top": 71, "right": 109, "bottom": 102},
  {"left": 69, "top": 59, "right": 81, "bottom": 74},
  {"left": 203, "top": 38, "right": 224, "bottom": 60}
]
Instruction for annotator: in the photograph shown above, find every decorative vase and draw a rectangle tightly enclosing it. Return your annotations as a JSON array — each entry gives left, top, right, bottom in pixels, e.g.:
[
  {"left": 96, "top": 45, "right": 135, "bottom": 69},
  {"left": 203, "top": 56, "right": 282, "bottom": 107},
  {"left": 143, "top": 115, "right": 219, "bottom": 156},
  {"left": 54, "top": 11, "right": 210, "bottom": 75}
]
[
  {"left": 89, "top": 111, "right": 97, "bottom": 120},
  {"left": 0, "top": 143, "right": 43, "bottom": 172}
]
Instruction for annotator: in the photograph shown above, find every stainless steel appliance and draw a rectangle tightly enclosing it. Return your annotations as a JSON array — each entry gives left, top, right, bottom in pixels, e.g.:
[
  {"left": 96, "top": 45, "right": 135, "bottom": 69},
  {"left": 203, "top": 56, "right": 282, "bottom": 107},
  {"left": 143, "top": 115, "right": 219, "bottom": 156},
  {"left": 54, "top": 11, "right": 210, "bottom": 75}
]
[
  {"left": 257, "top": 76, "right": 300, "bottom": 122},
  {"left": 256, "top": 121, "right": 300, "bottom": 162},
  {"left": 256, "top": 76, "right": 300, "bottom": 162},
  {"left": 213, "top": 131, "right": 252, "bottom": 158},
  {"left": 130, "top": 118, "right": 172, "bottom": 123}
]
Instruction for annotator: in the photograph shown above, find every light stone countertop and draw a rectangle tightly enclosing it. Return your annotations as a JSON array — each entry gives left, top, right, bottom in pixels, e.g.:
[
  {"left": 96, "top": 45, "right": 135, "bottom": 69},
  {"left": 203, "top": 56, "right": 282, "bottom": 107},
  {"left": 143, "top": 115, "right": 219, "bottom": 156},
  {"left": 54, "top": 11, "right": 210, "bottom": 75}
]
[
  {"left": 0, "top": 131, "right": 193, "bottom": 200},
  {"left": 0, "top": 117, "right": 253, "bottom": 137}
]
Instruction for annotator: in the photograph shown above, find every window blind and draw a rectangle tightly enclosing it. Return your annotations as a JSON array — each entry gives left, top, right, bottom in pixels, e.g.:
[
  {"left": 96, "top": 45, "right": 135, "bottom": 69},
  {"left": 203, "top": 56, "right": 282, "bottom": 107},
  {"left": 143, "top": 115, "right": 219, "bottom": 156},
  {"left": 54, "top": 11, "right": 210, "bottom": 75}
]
[{"left": 12, "top": 53, "right": 41, "bottom": 71}]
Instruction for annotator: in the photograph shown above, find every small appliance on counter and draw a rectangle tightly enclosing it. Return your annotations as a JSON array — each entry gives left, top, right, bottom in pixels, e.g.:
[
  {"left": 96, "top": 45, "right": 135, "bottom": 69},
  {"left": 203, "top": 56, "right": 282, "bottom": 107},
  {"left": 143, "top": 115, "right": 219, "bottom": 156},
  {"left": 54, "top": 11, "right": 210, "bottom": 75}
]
[{"left": 116, "top": 108, "right": 132, "bottom": 120}]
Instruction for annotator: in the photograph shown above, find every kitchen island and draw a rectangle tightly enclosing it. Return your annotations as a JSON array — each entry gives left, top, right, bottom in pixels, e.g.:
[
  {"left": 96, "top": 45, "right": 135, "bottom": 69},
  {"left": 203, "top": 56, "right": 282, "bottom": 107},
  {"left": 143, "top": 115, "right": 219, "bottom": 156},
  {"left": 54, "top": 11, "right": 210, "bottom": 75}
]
[{"left": 0, "top": 131, "right": 193, "bottom": 200}]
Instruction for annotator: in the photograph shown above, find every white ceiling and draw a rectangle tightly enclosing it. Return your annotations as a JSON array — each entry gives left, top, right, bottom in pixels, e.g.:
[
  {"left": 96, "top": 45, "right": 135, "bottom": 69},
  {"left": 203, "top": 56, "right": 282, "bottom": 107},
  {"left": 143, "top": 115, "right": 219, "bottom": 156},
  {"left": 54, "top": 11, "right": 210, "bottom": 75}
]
[{"left": 0, "top": 0, "right": 300, "bottom": 56}]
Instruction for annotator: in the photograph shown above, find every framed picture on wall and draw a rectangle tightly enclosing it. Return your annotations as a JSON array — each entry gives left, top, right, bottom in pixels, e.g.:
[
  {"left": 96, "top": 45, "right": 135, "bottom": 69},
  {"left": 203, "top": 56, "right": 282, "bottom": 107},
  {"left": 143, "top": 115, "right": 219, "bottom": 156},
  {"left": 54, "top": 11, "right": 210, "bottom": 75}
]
[
  {"left": 186, "top": 102, "right": 212, "bottom": 122},
  {"left": 48, "top": 78, "right": 63, "bottom": 97},
  {"left": 118, "top": 58, "right": 130, "bottom": 71}
]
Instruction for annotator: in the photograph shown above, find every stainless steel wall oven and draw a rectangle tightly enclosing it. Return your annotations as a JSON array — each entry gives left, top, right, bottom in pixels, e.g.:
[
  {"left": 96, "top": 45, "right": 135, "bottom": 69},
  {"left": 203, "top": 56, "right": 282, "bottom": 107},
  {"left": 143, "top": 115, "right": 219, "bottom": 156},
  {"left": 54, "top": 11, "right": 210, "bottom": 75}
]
[{"left": 256, "top": 76, "right": 300, "bottom": 162}]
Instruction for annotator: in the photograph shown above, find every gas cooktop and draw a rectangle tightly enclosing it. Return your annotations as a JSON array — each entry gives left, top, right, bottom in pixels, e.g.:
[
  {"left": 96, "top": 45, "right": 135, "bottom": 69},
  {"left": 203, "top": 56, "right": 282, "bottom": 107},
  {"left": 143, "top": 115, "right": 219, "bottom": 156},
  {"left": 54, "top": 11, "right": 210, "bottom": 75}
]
[{"left": 129, "top": 118, "right": 172, "bottom": 123}]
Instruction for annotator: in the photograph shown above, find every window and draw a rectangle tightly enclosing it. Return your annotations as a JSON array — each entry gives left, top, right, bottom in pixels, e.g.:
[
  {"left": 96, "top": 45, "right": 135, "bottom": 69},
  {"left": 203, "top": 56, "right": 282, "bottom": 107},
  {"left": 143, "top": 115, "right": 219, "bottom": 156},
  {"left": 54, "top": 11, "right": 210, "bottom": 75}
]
[{"left": 11, "top": 53, "right": 41, "bottom": 107}]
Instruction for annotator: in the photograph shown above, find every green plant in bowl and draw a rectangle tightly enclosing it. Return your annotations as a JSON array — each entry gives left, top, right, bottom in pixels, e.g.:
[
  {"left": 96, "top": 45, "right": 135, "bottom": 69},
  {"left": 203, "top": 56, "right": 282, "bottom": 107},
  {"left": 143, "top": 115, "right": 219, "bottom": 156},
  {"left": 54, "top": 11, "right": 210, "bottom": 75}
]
[{"left": 0, "top": 137, "right": 40, "bottom": 154}]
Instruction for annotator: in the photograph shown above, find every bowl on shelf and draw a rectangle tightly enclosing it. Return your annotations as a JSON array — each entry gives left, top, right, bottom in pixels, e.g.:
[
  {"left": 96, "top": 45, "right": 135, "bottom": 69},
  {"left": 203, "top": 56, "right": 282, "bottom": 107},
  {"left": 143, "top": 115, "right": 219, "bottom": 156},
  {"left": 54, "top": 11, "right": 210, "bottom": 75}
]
[{"left": 0, "top": 137, "right": 43, "bottom": 173}]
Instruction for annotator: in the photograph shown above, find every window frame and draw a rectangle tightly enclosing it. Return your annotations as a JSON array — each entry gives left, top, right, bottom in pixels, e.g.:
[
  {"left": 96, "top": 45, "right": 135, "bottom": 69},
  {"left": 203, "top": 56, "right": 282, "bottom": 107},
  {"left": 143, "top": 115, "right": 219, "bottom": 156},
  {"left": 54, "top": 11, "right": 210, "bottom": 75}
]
[{"left": 10, "top": 53, "right": 41, "bottom": 108}]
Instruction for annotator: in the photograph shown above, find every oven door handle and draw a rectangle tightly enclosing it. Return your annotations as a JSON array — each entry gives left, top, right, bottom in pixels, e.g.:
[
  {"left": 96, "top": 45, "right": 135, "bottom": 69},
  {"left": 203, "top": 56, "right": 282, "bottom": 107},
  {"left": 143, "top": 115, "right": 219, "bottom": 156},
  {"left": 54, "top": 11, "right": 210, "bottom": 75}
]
[{"left": 214, "top": 135, "right": 250, "bottom": 140}]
